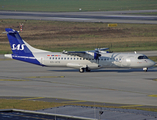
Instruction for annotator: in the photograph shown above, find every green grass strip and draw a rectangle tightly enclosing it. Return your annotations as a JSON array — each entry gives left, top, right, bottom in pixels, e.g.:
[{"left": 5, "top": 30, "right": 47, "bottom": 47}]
[{"left": 0, "top": 0, "right": 157, "bottom": 12}]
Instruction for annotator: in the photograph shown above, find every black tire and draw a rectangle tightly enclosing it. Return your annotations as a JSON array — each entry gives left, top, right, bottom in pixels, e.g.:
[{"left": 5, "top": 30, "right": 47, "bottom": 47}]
[
  {"left": 79, "top": 68, "right": 84, "bottom": 73},
  {"left": 86, "top": 67, "right": 91, "bottom": 72},
  {"left": 143, "top": 68, "right": 148, "bottom": 72}
]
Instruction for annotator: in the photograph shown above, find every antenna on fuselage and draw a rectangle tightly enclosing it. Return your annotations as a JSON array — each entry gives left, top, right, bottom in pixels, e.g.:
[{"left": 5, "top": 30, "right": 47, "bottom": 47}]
[{"left": 134, "top": 51, "right": 137, "bottom": 54}]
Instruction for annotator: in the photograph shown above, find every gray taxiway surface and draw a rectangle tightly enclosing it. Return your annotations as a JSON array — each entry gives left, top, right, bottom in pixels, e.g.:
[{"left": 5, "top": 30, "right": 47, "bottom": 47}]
[
  {"left": 1, "top": 10, "right": 157, "bottom": 24},
  {"left": 0, "top": 55, "right": 157, "bottom": 106}
]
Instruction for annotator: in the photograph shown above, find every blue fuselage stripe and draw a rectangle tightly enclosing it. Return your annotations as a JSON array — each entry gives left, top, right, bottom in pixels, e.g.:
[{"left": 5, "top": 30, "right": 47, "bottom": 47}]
[{"left": 12, "top": 54, "right": 41, "bottom": 65}]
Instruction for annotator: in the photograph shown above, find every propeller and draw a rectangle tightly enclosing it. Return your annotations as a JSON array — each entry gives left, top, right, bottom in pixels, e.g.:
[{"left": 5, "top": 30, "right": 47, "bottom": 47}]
[
  {"left": 93, "top": 48, "right": 109, "bottom": 63},
  {"left": 94, "top": 48, "right": 102, "bottom": 63}
]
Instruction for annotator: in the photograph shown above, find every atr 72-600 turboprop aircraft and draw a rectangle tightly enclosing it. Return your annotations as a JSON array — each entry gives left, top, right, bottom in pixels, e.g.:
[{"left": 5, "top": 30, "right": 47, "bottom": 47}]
[{"left": 4, "top": 28, "right": 155, "bottom": 73}]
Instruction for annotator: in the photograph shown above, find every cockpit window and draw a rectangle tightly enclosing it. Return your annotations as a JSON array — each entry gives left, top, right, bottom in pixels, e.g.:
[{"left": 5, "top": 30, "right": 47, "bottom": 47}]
[{"left": 138, "top": 56, "right": 148, "bottom": 59}]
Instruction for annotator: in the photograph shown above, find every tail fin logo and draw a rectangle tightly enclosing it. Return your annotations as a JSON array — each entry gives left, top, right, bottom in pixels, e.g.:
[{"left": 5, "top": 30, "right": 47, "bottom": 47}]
[{"left": 12, "top": 44, "right": 25, "bottom": 50}]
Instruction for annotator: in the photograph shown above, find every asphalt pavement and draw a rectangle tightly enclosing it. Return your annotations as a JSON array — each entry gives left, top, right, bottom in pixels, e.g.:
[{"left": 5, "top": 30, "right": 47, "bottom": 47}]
[{"left": 1, "top": 10, "right": 157, "bottom": 24}]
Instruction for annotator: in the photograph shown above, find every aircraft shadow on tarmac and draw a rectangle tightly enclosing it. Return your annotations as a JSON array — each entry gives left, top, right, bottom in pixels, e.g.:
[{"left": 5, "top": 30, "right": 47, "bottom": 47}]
[{"left": 48, "top": 68, "right": 157, "bottom": 73}]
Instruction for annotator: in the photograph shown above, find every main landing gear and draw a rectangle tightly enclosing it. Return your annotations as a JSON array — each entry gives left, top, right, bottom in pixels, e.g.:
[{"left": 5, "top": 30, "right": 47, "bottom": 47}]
[
  {"left": 79, "top": 67, "right": 91, "bottom": 73},
  {"left": 79, "top": 68, "right": 85, "bottom": 73}
]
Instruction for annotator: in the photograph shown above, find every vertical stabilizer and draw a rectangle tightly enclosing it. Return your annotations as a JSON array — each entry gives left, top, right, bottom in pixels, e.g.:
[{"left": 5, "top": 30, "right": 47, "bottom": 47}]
[
  {"left": 5, "top": 28, "right": 32, "bottom": 55},
  {"left": 4, "top": 28, "right": 42, "bottom": 65}
]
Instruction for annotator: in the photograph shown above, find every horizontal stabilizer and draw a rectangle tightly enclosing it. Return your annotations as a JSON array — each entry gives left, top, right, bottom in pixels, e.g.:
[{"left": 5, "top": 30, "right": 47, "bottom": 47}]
[
  {"left": 5, "top": 28, "right": 18, "bottom": 34},
  {"left": 4, "top": 54, "right": 12, "bottom": 59}
]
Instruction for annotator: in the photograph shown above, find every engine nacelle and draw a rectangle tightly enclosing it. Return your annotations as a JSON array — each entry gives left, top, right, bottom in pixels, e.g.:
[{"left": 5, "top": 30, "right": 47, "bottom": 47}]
[{"left": 94, "top": 52, "right": 101, "bottom": 60}]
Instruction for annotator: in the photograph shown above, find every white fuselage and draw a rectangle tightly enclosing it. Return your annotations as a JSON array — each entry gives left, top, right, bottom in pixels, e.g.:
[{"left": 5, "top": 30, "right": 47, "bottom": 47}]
[{"left": 34, "top": 52, "right": 155, "bottom": 70}]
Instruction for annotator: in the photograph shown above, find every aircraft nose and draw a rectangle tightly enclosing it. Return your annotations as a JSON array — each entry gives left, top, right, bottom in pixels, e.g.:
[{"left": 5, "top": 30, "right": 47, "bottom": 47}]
[{"left": 150, "top": 60, "right": 156, "bottom": 67}]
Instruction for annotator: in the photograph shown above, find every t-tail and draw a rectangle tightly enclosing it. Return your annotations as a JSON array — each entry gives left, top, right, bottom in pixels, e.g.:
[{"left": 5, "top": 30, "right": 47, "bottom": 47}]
[{"left": 4, "top": 28, "right": 48, "bottom": 66}]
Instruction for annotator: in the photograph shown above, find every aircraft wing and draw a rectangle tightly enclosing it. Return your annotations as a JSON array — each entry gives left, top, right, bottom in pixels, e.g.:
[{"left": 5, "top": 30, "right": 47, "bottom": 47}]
[
  {"left": 63, "top": 51, "right": 87, "bottom": 57},
  {"left": 62, "top": 48, "right": 109, "bottom": 58}
]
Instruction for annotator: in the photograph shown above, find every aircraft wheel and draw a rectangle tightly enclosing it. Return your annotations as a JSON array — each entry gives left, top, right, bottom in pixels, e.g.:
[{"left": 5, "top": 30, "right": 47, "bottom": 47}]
[
  {"left": 86, "top": 67, "right": 91, "bottom": 72},
  {"left": 86, "top": 70, "right": 91, "bottom": 72},
  {"left": 143, "top": 67, "right": 148, "bottom": 72},
  {"left": 79, "top": 68, "right": 84, "bottom": 73}
]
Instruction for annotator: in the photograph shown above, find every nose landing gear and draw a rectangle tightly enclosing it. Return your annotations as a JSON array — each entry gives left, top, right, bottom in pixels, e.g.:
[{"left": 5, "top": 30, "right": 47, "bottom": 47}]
[{"left": 143, "top": 67, "right": 148, "bottom": 72}]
